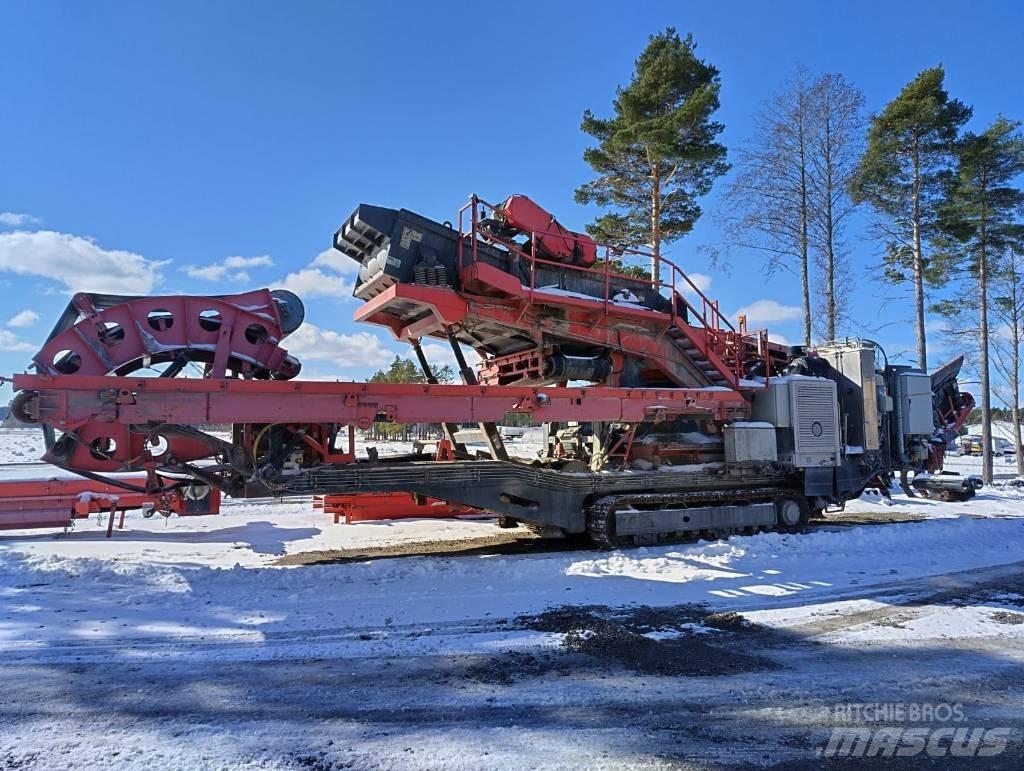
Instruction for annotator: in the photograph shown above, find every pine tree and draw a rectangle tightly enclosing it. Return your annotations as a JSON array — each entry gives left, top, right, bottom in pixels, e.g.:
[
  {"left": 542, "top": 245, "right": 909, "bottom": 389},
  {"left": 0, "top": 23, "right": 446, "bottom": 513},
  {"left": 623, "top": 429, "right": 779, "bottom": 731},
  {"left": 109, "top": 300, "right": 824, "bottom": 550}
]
[
  {"left": 851, "top": 66, "right": 971, "bottom": 370},
  {"left": 575, "top": 28, "right": 728, "bottom": 278},
  {"left": 369, "top": 355, "right": 454, "bottom": 384},
  {"left": 366, "top": 355, "right": 455, "bottom": 441},
  {"left": 369, "top": 356, "right": 422, "bottom": 384},
  {"left": 938, "top": 118, "right": 1024, "bottom": 483}
]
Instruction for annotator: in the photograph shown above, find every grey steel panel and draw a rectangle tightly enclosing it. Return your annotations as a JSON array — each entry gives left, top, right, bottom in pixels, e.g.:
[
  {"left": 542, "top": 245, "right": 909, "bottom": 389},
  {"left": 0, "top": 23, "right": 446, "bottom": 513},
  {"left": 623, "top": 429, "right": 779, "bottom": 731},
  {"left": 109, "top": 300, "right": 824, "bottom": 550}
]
[{"left": 616, "top": 503, "right": 776, "bottom": 535}]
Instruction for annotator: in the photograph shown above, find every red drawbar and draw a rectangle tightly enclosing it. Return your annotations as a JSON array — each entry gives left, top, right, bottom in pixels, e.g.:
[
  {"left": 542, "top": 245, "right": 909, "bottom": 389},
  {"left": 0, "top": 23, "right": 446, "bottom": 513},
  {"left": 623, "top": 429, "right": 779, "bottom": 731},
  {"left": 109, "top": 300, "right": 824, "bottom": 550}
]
[{"left": 0, "top": 477, "right": 220, "bottom": 535}]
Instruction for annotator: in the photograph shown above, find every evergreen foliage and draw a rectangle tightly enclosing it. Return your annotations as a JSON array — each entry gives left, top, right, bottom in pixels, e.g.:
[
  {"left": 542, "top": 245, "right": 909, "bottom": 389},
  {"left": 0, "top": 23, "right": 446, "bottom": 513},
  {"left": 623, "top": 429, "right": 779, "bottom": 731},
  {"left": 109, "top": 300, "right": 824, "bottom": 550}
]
[
  {"left": 851, "top": 66, "right": 971, "bottom": 369},
  {"left": 575, "top": 28, "right": 728, "bottom": 274}
]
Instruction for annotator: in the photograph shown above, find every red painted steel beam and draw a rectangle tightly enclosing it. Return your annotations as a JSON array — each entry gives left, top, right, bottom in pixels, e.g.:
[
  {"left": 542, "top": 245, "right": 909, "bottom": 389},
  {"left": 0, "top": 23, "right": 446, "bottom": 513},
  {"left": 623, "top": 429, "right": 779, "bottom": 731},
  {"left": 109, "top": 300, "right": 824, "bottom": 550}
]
[
  {"left": 354, "top": 283, "right": 469, "bottom": 339},
  {"left": 13, "top": 374, "right": 750, "bottom": 429},
  {"left": 314, "top": 491, "right": 481, "bottom": 524},
  {"left": 351, "top": 281, "right": 749, "bottom": 388},
  {"left": 0, "top": 476, "right": 221, "bottom": 532}
]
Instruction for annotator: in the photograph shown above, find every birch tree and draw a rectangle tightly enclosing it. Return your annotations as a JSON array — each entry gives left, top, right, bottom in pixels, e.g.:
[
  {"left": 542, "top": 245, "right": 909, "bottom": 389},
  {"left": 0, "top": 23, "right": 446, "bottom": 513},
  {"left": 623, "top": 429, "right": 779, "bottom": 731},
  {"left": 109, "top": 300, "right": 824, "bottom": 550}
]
[
  {"left": 720, "top": 69, "right": 815, "bottom": 345},
  {"left": 991, "top": 248, "right": 1024, "bottom": 474},
  {"left": 719, "top": 69, "right": 864, "bottom": 344},
  {"left": 807, "top": 73, "right": 865, "bottom": 341}
]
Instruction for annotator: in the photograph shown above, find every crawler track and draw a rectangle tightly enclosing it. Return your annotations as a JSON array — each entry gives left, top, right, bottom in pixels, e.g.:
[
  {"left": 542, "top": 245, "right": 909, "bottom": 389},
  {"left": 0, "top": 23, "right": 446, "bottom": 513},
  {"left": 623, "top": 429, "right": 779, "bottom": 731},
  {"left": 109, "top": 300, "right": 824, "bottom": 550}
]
[
  {"left": 275, "top": 506, "right": 936, "bottom": 566},
  {"left": 585, "top": 487, "right": 801, "bottom": 548}
]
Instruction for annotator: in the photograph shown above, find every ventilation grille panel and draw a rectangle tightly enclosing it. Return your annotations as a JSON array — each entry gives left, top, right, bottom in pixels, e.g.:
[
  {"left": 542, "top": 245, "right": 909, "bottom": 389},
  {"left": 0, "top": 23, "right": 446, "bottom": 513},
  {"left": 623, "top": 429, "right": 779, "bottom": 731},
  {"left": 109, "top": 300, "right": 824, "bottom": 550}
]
[{"left": 791, "top": 380, "right": 839, "bottom": 453}]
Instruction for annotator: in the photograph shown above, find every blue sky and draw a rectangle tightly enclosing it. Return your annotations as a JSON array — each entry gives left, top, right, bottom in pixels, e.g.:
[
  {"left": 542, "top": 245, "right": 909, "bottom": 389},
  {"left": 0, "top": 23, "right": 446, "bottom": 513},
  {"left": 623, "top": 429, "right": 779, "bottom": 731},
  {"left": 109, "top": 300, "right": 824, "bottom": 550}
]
[{"left": 2, "top": 0, "right": 1022, "bottom": 401}]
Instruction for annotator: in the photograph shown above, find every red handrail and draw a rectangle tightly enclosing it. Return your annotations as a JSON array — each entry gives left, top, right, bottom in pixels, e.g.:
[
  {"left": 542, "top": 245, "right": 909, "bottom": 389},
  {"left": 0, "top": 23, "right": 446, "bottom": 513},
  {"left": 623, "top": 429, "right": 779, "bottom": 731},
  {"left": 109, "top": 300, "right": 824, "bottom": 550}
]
[
  {"left": 459, "top": 195, "right": 738, "bottom": 333},
  {"left": 457, "top": 194, "right": 770, "bottom": 385}
]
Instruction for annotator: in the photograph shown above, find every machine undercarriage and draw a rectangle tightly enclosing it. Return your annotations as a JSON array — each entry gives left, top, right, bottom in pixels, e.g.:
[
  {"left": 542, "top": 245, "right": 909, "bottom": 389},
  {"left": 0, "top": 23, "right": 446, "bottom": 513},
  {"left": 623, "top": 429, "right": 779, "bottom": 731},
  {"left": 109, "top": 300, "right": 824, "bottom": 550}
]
[{"left": 7, "top": 194, "right": 978, "bottom": 545}]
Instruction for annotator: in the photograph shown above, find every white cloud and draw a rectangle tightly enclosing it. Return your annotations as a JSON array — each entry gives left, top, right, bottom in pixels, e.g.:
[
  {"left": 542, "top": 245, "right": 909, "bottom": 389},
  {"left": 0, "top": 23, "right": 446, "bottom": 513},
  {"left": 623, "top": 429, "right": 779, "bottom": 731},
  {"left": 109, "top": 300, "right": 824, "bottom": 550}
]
[
  {"left": 925, "top": 318, "right": 953, "bottom": 334},
  {"left": 0, "top": 212, "right": 40, "bottom": 227},
  {"left": 280, "top": 267, "right": 354, "bottom": 299},
  {"left": 182, "top": 255, "right": 274, "bottom": 283},
  {"left": 274, "top": 248, "right": 359, "bottom": 300},
  {"left": 0, "top": 329, "right": 35, "bottom": 352},
  {"left": 680, "top": 272, "right": 713, "bottom": 297},
  {"left": 732, "top": 299, "right": 802, "bottom": 326},
  {"left": 420, "top": 341, "right": 482, "bottom": 373},
  {"left": 7, "top": 309, "right": 39, "bottom": 328},
  {"left": 280, "top": 367, "right": 348, "bottom": 383},
  {"left": 768, "top": 333, "right": 792, "bottom": 348},
  {"left": 184, "top": 265, "right": 233, "bottom": 282},
  {"left": 312, "top": 248, "right": 360, "bottom": 275},
  {"left": 0, "top": 230, "right": 163, "bottom": 294},
  {"left": 282, "top": 330, "right": 480, "bottom": 381},
  {"left": 283, "top": 323, "right": 395, "bottom": 368},
  {"left": 223, "top": 255, "right": 273, "bottom": 269}
]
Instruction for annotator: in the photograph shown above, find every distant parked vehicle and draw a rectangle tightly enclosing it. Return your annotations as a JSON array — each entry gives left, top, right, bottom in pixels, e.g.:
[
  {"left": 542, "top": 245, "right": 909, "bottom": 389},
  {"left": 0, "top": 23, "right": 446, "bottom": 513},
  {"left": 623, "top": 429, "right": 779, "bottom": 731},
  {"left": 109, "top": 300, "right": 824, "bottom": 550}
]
[{"left": 960, "top": 435, "right": 1016, "bottom": 456}]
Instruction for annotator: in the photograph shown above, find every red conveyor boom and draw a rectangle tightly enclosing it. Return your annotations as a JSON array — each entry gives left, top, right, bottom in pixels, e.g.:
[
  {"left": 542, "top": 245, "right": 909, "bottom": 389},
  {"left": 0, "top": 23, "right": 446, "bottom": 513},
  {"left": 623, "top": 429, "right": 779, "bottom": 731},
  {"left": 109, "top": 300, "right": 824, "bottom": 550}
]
[{"left": 497, "top": 194, "right": 598, "bottom": 266}]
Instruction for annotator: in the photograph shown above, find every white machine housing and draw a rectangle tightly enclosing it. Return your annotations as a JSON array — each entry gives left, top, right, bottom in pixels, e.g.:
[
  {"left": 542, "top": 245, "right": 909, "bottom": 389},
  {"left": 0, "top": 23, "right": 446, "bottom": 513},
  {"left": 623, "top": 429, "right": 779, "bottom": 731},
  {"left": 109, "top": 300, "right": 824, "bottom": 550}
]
[
  {"left": 724, "top": 423, "right": 778, "bottom": 464},
  {"left": 750, "top": 378, "right": 841, "bottom": 467},
  {"left": 899, "top": 372, "right": 934, "bottom": 436}
]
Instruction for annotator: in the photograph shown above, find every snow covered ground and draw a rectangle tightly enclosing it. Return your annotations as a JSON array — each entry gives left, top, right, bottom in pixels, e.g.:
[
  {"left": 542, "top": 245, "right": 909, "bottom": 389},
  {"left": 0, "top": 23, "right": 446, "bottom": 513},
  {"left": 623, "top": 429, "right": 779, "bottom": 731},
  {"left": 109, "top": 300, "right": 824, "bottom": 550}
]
[
  {"left": 3, "top": 428, "right": 1024, "bottom": 768},
  {"left": 0, "top": 428, "right": 45, "bottom": 464}
]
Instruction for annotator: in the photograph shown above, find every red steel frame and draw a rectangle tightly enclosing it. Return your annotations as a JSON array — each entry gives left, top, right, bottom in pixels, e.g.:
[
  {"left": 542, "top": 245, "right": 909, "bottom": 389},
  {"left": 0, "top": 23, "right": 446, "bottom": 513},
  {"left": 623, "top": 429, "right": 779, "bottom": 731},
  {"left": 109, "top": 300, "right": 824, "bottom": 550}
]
[
  {"left": 454, "top": 194, "right": 777, "bottom": 387},
  {"left": 349, "top": 195, "right": 785, "bottom": 394},
  {"left": 11, "top": 372, "right": 748, "bottom": 477},
  {"left": 314, "top": 492, "right": 481, "bottom": 524},
  {"left": 355, "top": 279, "right": 760, "bottom": 389},
  {"left": 2, "top": 195, "right": 778, "bottom": 525},
  {"left": 14, "top": 374, "right": 749, "bottom": 433},
  {"left": 33, "top": 289, "right": 298, "bottom": 380},
  {"left": 0, "top": 477, "right": 221, "bottom": 535}
]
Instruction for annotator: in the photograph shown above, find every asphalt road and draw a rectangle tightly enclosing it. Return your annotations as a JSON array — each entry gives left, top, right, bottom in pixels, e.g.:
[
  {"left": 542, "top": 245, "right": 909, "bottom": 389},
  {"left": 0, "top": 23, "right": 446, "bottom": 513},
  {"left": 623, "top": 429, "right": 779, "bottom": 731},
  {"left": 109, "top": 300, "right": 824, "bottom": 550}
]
[{"left": 3, "top": 563, "right": 1024, "bottom": 769}]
